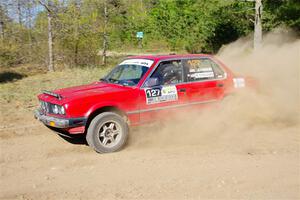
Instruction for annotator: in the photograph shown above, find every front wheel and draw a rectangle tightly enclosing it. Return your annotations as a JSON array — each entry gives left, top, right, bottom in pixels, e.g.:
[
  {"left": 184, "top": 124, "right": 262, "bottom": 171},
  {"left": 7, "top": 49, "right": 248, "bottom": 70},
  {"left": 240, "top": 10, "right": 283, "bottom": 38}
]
[{"left": 86, "top": 112, "right": 128, "bottom": 153}]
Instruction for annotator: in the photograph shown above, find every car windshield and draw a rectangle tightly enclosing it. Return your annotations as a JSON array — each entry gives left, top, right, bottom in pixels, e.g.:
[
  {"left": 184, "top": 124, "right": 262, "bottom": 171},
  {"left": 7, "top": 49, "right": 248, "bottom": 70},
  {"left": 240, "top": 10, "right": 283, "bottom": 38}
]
[{"left": 101, "top": 59, "right": 154, "bottom": 86}]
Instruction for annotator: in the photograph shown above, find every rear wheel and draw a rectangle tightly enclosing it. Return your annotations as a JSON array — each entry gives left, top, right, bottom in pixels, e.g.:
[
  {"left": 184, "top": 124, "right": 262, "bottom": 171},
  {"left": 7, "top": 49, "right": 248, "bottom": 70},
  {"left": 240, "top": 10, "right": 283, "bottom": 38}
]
[{"left": 86, "top": 112, "right": 128, "bottom": 153}]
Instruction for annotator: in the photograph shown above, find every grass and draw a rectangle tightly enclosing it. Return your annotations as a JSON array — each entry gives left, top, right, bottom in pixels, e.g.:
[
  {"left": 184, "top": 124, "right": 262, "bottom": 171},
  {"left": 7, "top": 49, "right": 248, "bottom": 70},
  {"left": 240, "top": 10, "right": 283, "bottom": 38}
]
[{"left": 0, "top": 67, "right": 111, "bottom": 113}]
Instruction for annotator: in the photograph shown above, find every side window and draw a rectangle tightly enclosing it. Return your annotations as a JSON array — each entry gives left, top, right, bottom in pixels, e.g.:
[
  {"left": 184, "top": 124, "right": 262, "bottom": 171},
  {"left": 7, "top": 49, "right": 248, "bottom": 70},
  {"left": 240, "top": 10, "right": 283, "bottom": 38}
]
[
  {"left": 150, "top": 60, "right": 183, "bottom": 85},
  {"left": 210, "top": 61, "right": 225, "bottom": 79},
  {"left": 183, "top": 58, "right": 225, "bottom": 82}
]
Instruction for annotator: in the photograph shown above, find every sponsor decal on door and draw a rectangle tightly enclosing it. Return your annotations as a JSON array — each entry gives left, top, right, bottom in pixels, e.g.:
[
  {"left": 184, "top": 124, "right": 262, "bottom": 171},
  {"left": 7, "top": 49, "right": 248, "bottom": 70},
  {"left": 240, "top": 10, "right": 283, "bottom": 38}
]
[{"left": 145, "top": 85, "right": 178, "bottom": 105}]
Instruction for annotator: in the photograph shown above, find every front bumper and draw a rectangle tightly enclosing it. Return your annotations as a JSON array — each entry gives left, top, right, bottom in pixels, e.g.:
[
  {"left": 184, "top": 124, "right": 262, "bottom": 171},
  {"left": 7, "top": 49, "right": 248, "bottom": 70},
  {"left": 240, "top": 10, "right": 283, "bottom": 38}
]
[{"left": 34, "top": 110, "right": 87, "bottom": 128}]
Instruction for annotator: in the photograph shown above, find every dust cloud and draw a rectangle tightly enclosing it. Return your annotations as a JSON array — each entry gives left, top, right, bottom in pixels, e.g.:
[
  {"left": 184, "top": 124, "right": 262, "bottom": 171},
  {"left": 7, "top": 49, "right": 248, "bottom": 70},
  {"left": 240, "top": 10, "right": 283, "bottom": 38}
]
[{"left": 130, "top": 28, "right": 300, "bottom": 152}]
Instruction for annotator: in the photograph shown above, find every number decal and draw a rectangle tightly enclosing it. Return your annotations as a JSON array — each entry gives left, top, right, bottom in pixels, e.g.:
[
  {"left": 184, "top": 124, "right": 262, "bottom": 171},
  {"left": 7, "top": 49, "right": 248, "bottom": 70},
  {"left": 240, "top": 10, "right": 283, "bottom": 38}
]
[
  {"left": 145, "top": 88, "right": 161, "bottom": 98},
  {"left": 144, "top": 86, "right": 178, "bottom": 105}
]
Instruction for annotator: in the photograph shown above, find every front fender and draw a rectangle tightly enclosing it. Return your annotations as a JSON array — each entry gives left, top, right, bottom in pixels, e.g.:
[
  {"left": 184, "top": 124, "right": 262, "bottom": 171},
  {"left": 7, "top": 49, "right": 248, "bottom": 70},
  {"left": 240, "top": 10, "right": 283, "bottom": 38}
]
[{"left": 84, "top": 102, "right": 121, "bottom": 118}]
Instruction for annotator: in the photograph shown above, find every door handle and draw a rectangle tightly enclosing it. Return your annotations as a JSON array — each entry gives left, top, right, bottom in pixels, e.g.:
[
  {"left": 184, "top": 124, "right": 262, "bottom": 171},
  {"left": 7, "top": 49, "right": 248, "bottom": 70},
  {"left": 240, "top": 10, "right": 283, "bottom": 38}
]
[
  {"left": 178, "top": 88, "right": 186, "bottom": 92},
  {"left": 217, "top": 83, "right": 224, "bottom": 87}
]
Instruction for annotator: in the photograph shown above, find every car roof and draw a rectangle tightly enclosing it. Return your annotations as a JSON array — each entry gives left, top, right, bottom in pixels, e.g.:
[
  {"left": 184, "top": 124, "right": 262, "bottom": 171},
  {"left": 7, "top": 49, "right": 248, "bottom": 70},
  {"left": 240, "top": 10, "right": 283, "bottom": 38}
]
[{"left": 127, "top": 54, "right": 213, "bottom": 62}]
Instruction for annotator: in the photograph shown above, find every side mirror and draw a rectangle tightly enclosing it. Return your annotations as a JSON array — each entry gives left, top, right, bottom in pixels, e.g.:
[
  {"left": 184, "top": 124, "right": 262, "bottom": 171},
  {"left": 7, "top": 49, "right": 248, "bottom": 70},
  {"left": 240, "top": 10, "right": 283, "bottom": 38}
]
[{"left": 144, "top": 77, "right": 159, "bottom": 87}]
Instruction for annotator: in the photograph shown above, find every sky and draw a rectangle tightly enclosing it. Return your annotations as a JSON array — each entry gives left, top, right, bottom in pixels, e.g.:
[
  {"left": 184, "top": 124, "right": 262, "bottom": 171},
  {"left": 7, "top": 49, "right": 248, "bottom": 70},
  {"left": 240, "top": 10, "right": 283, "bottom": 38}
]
[{"left": 1, "top": 0, "right": 44, "bottom": 28}]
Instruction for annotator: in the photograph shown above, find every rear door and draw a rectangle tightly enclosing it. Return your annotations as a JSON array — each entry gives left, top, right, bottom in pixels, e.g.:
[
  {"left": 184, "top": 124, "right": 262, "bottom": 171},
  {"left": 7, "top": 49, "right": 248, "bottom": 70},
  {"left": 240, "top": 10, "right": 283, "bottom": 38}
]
[{"left": 182, "top": 58, "right": 226, "bottom": 104}]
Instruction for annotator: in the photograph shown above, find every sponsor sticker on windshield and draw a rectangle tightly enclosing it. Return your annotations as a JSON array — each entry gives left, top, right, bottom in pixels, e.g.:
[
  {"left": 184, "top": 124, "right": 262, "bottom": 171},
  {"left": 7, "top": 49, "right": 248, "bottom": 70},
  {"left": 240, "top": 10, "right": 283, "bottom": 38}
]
[
  {"left": 120, "top": 59, "right": 154, "bottom": 67},
  {"left": 145, "top": 85, "right": 178, "bottom": 104}
]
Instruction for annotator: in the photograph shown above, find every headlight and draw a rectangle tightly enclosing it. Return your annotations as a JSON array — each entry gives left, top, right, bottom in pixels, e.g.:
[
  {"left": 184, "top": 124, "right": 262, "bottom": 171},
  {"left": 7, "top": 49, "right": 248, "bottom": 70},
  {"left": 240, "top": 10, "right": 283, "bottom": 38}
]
[
  {"left": 52, "top": 105, "right": 59, "bottom": 114},
  {"left": 50, "top": 104, "right": 65, "bottom": 115},
  {"left": 40, "top": 101, "right": 66, "bottom": 115},
  {"left": 59, "top": 106, "right": 65, "bottom": 115}
]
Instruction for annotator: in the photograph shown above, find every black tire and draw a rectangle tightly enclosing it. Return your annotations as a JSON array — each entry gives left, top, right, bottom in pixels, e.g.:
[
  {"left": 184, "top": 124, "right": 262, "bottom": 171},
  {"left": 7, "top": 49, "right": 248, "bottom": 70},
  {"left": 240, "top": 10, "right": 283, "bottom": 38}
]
[{"left": 86, "top": 112, "right": 128, "bottom": 153}]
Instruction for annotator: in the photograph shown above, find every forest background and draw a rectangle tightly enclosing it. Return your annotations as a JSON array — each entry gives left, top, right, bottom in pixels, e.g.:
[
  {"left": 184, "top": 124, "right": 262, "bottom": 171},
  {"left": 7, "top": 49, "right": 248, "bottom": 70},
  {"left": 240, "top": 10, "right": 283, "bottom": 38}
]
[{"left": 0, "top": 0, "right": 299, "bottom": 72}]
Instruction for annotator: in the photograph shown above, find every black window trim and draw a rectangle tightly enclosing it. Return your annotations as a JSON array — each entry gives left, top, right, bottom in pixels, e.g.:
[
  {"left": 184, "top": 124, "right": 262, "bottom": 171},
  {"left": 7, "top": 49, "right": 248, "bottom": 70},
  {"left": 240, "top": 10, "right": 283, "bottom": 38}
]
[{"left": 140, "top": 56, "right": 227, "bottom": 88}]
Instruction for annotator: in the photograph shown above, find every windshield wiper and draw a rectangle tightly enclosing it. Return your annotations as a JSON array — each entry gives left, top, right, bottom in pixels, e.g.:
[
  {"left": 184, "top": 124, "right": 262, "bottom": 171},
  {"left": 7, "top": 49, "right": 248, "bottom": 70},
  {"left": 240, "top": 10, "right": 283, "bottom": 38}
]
[
  {"left": 101, "top": 77, "right": 123, "bottom": 85},
  {"left": 107, "top": 78, "right": 119, "bottom": 83},
  {"left": 100, "top": 78, "right": 108, "bottom": 82}
]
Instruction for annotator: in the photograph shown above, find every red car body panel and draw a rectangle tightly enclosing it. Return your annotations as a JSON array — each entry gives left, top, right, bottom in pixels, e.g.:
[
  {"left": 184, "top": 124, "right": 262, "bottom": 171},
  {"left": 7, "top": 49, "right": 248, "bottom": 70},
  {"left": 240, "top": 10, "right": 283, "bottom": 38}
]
[{"left": 36, "top": 54, "right": 246, "bottom": 134}]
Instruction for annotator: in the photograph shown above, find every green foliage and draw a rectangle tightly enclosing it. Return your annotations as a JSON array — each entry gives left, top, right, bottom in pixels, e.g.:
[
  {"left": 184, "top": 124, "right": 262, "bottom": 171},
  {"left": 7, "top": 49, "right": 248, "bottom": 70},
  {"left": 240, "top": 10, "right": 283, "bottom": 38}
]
[
  {"left": 147, "top": 0, "right": 253, "bottom": 53},
  {"left": 208, "top": 1, "right": 254, "bottom": 52},
  {"left": 263, "top": 0, "right": 300, "bottom": 32},
  {"left": 0, "top": 43, "right": 20, "bottom": 67},
  {"left": 0, "top": 0, "right": 299, "bottom": 69},
  {"left": 0, "top": 7, "right": 33, "bottom": 67}
]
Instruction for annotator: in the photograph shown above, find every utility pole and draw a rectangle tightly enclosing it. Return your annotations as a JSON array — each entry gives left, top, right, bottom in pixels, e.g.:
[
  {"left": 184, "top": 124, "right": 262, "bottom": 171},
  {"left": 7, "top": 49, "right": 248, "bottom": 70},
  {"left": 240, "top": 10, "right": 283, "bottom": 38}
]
[
  {"left": 241, "top": 0, "right": 263, "bottom": 49},
  {"left": 254, "top": 0, "right": 262, "bottom": 50}
]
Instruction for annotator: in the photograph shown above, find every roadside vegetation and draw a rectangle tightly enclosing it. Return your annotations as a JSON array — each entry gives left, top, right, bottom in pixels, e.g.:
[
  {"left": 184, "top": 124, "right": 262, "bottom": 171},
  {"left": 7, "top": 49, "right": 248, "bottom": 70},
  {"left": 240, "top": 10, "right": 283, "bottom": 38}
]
[{"left": 0, "top": 65, "right": 113, "bottom": 111}]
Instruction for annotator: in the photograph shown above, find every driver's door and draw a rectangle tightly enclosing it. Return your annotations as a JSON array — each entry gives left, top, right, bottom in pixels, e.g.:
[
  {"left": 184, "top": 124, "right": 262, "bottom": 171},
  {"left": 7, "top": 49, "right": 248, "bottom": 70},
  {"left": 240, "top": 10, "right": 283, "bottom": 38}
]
[{"left": 138, "top": 60, "right": 189, "bottom": 123}]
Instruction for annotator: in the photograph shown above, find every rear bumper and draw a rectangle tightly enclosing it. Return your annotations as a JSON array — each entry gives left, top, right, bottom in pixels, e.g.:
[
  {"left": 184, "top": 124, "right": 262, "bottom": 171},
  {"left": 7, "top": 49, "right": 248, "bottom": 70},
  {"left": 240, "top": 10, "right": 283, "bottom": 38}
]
[{"left": 34, "top": 110, "right": 87, "bottom": 129}]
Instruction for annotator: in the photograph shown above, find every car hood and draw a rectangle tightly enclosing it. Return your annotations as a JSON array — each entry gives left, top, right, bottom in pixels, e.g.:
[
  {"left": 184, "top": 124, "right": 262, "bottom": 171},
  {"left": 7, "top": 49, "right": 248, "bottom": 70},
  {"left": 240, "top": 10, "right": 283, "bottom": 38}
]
[{"left": 51, "top": 81, "right": 129, "bottom": 102}]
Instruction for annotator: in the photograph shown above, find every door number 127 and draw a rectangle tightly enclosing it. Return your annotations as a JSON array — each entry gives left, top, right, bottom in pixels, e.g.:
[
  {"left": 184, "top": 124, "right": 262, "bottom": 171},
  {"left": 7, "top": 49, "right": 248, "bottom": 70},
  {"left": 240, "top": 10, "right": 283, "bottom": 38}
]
[{"left": 146, "top": 88, "right": 161, "bottom": 98}]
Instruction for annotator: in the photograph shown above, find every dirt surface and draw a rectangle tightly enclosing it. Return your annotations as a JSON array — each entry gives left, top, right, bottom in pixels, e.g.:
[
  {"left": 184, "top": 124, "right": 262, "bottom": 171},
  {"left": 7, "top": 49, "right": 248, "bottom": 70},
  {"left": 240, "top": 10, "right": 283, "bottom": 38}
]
[
  {"left": 1, "top": 30, "right": 299, "bottom": 199},
  {"left": 0, "top": 114, "right": 299, "bottom": 200}
]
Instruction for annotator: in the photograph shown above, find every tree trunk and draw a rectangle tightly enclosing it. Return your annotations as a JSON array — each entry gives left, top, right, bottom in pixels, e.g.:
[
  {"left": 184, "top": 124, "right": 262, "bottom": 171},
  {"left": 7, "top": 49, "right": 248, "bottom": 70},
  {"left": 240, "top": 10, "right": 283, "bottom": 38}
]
[
  {"left": 102, "top": 0, "right": 108, "bottom": 66},
  {"left": 47, "top": 11, "right": 54, "bottom": 71},
  {"left": 0, "top": 20, "right": 4, "bottom": 40},
  {"left": 254, "top": 0, "right": 262, "bottom": 50},
  {"left": 26, "top": 3, "right": 33, "bottom": 62},
  {"left": 74, "top": 0, "right": 81, "bottom": 67},
  {"left": 74, "top": 39, "right": 79, "bottom": 66},
  {"left": 39, "top": 0, "right": 54, "bottom": 71},
  {"left": 17, "top": 0, "right": 22, "bottom": 25}
]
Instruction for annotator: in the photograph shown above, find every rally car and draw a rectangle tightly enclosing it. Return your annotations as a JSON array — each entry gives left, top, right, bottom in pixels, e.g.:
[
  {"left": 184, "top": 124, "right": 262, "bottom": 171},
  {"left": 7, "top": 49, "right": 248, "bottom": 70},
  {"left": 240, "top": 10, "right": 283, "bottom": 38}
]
[{"left": 34, "top": 54, "right": 246, "bottom": 153}]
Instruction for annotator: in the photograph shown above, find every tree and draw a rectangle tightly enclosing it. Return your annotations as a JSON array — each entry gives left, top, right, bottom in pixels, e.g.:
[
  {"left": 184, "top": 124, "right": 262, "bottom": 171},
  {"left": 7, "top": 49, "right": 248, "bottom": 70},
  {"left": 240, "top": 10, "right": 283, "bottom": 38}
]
[
  {"left": 38, "top": 0, "right": 54, "bottom": 72},
  {"left": 102, "top": 0, "right": 108, "bottom": 66},
  {"left": 0, "top": 5, "right": 6, "bottom": 39},
  {"left": 1, "top": 0, "right": 299, "bottom": 69}
]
